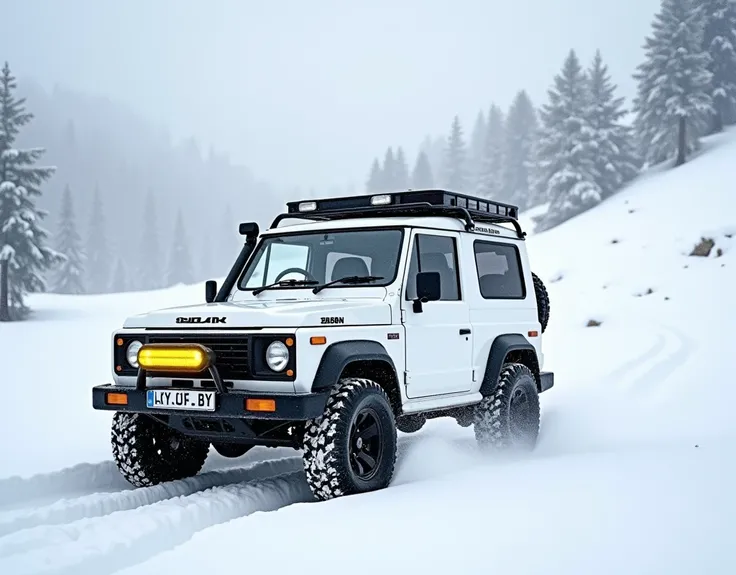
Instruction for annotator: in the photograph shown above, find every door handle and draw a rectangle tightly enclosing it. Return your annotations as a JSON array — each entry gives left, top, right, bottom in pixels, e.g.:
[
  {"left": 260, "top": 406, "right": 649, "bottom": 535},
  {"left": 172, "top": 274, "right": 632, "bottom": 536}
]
[{"left": 459, "top": 328, "right": 471, "bottom": 335}]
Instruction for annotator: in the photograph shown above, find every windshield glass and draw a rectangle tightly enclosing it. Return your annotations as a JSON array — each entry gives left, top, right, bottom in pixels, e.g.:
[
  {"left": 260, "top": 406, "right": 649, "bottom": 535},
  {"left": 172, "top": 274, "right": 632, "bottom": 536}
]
[{"left": 238, "top": 228, "right": 404, "bottom": 290}]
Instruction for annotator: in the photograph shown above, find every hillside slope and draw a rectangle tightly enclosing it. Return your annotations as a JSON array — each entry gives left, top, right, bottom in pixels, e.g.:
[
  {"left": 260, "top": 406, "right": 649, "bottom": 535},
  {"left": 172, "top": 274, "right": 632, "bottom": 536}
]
[{"left": 1, "top": 129, "right": 735, "bottom": 574}]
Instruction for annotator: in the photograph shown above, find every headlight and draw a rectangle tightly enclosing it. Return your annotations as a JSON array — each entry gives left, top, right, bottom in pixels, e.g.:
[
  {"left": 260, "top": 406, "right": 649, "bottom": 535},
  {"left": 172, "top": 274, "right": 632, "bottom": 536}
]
[
  {"left": 265, "top": 341, "right": 289, "bottom": 371},
  {"left": 126, "top": 340, "right": 143, "bottom": 368}
]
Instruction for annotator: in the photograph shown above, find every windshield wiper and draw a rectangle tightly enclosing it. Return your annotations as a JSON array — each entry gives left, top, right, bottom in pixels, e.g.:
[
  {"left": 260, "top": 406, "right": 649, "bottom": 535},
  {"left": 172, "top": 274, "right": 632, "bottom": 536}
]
[
  {"left": 252, "top": 278, "right": 319, "bottom": 296},
  {"left": 312, "top": 275, "right": 384, "bottom": 294}
]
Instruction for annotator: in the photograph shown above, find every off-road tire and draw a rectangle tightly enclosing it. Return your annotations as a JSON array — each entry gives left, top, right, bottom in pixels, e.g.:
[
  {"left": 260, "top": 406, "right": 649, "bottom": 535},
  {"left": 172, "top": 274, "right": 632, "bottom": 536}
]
[
  {"left": 111, "top": 412, "right": 209, "bottom": 487},
  {"left": 473, "top": 363, "right": 540, "bottom": 450},
  {"left": 302, "top": 378, "right": 397, "bottom": 501},
  {"left": 532, "top": 271, "right": 550, "bottom": 333},
  {"left": 396, "top": 414, "right": 426, "bottom": 434}
]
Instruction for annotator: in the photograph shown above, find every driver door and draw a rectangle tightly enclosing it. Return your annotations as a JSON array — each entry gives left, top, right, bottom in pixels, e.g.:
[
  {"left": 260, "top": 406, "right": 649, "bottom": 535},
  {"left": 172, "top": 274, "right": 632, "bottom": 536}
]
[{"left": 401, "top": 230, "right": 473, "bottom": 398}]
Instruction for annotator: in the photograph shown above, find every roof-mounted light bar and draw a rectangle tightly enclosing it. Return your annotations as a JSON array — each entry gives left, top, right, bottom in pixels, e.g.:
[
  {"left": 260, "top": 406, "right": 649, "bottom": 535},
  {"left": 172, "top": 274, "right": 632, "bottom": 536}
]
[{"left": 285, "top": 189, "right": 519, "bottom": 220}]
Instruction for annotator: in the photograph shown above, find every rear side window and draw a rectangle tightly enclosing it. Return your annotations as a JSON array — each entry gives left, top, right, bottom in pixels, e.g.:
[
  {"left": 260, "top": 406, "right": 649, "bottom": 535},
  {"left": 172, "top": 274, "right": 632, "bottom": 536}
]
[{"left": 473, "top": 241, "right": 525, "bottom": 299}]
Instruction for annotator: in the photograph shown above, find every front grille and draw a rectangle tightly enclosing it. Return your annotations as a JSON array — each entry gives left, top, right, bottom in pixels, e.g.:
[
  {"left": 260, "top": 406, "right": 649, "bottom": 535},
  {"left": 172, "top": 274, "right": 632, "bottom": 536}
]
[{"left": 146, "top": 335, "right": 250, "bottom": 380}]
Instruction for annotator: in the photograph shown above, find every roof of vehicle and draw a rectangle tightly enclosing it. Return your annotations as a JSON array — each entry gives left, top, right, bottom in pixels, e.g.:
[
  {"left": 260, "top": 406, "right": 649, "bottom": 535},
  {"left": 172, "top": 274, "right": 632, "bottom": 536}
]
[
  {"left": 259, "top": 189, "right": 527, "bottom": 241},
  {"left": 261, "top": 215, "right": 523, "bottom": 241}
]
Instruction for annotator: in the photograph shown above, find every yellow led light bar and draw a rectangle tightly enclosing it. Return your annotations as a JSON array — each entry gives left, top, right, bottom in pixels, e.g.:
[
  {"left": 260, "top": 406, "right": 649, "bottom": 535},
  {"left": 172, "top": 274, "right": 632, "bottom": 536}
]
[{"left": 137, "top": 343, "right": 213, "bottom": 372}]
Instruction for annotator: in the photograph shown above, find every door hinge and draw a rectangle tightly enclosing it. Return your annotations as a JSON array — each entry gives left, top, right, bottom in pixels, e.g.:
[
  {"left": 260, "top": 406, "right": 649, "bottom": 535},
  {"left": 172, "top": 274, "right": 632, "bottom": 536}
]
[
  {"left": 400, "top": 309, "right": 406, "bottom": 323},
  {"left": 472, "top": 369, "right": 477, "bottom": 382},
  {"left": 404, "top": 371, "right": 411, "bottom": 385}
]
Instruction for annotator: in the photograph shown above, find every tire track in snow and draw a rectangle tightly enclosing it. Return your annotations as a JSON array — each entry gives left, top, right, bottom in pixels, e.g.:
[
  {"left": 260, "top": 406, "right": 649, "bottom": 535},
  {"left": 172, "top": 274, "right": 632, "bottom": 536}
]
[
  {"left": 0, "top": 470, "right": 314, "bottom": 575},
  {"left": 625, "top": 323, "right": 695, "bottom": 394},
  {"left": 0, "top": 461, "right": 132, "bottom": 511},
  {"left": 603, "top": 332, "right": 667, "bottom": 387},
  {"left": 0, "top": 456, "right": 302, "bottom": 538}
]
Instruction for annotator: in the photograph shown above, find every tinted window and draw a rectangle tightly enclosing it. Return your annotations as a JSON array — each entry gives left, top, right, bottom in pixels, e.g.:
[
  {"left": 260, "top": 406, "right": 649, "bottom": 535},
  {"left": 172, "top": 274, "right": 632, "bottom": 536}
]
[
  {"left": 405, "top": 234, "right": 460, "bottom": 301},
  {"left": 474, "top": 241, "right": 525, "bottom": 299}
]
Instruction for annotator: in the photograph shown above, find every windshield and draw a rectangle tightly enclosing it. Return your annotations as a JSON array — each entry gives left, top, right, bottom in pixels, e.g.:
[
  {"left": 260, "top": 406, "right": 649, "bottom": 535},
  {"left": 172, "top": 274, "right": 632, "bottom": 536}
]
[{"left": 238, "top": 228, "right": 404, "bottom": 291}]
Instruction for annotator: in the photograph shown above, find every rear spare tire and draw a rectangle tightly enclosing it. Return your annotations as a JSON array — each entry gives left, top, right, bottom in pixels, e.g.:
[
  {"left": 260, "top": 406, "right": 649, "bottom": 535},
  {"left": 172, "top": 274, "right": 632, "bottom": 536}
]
[{"left": 532, "top": 271, "right": 550, "bottom": 333}]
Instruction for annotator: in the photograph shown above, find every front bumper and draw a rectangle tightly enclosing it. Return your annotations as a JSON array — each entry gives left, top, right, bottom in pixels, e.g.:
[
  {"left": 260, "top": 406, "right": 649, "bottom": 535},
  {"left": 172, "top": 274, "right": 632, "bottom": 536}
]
[{"left": 92, "top": 384, "right": 329, "bottom": 421}]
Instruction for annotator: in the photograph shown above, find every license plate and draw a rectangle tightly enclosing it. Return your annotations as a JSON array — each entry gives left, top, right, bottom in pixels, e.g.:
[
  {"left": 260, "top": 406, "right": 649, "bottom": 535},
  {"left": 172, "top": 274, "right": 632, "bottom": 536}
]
[{"left": 146, "top": 389, "right": 216, "bottom": 411}]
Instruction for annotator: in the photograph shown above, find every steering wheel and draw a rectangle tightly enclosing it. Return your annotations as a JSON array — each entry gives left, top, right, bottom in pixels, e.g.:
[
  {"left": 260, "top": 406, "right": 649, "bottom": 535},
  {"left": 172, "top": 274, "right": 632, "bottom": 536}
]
[{"left": 273, "top": 267, "right": 318, "bottom": 283}]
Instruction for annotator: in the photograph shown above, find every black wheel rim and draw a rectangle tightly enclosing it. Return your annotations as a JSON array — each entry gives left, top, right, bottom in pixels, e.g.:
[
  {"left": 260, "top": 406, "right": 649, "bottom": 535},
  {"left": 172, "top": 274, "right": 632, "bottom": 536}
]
[
  {"left": 349, "top": 407, "right": 383, "bottom": 480},
  {"left": 509, "top": 386, "right": 534, "bottom": 439}
]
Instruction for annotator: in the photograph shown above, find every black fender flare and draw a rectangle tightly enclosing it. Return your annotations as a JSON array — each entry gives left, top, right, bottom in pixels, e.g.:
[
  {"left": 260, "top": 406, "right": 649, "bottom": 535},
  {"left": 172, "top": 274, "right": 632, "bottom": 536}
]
[
  {"left": 311, "top": 340, "right": 398, "bottom": 392},
  {"left": 479, "top": 334, "right": 540, "bottom": 396}
]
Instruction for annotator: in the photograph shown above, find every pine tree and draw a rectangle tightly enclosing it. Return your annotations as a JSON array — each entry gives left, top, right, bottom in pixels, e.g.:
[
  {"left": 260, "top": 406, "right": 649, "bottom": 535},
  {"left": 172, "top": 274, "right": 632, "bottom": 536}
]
[
  {"left": 200, "top": 231, "right": 214, "bottom": 280},
  {"left": 393, "top": 147, "right": 410, "bottom": 189},
  {"left": 469, "top": 110, "right": 487, "bottom": 190},
  {"left": 0, "top": 62, "right": 61, "bottom": 320},
  {"left": 137, "top": 189, "right": 162, "bottom": 290},
  {"left": 633, "top": 0, "right": 713, "bottom": 167},
  {"left": 85, "top": 185, "right": 110, "bottom": 293},
  {"left": 444, "top": 116, "right": 469, "bottom": 191},
  {"left": 477, "top": 104, "right": 506, "bottom": 201},
  {"left": 700, "top": 0, "right": 736, "bottom": 132},
  {"left": 52, "top": 185, "right": 85, "bottom": 294},
  {"left": 535, "top": 50, "right": 601, "bottom": 231},
  {"left": 380, "top": 147, "right": 396, "bottom": 191},
  {"left": 503, "top": 90, "right": 539, "bottom": 210},
  {"left": 411, "top": 150, "right": 434, "bottom": 188},
  {"left": 585, "top": 51, "right": 641, "bottom": 199},
  {"left": 110, "top": 257, "right": 129, "bottom": 293},
  {"left": 166, "top": 209, "right": 194, "bottom": 286},
  {"left": 366, "top": 158, "right": 382, "bottom": 192}
]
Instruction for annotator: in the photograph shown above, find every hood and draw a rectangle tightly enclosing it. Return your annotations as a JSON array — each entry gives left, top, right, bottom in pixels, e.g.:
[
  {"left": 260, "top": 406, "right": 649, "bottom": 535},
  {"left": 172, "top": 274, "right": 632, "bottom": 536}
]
[{"left": 122, "top": 298, "right": 393, "bottom": 329}]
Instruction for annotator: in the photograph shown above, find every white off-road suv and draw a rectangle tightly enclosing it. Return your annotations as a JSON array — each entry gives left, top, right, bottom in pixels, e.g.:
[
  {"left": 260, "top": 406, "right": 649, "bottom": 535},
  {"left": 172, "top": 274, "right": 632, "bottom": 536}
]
[{"left": 92, "top": 189, "right": 553, "bottom": 500}]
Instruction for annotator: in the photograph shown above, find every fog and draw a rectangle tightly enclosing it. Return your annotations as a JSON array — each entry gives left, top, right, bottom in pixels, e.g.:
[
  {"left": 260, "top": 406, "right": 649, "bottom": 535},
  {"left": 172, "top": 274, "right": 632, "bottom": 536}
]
[{"left": 3, "top": 0, "right": 659, "bottom": 190}]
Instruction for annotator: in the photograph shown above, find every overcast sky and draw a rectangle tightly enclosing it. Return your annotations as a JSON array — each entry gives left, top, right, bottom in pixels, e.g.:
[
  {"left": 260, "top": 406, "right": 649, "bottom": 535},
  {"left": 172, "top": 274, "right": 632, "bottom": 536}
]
[{"left": 2, "top": 0, "right": 660, "bottom": 191}]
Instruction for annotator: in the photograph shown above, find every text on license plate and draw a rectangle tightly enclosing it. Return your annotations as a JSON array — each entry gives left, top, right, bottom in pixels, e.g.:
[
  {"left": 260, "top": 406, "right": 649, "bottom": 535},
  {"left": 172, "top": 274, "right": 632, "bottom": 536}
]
[{"left": 146, "top": 389, "right": 216, "bottom": 411}]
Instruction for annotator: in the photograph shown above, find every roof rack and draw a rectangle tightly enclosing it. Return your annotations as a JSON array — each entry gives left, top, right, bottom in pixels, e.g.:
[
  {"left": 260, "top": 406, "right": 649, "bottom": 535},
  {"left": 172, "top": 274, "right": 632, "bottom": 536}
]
[{"left": 269, "top": 189, "right": 526, "bottom": 239}]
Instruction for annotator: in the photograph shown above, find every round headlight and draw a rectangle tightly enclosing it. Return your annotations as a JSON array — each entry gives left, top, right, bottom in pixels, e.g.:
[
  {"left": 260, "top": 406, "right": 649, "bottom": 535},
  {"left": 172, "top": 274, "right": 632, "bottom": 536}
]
[
  {"left": 265, "top": 341, "right": 289, "bottom": 372},
  {"left": 126, "top": 340, "right": 143, "bottom": 368}
]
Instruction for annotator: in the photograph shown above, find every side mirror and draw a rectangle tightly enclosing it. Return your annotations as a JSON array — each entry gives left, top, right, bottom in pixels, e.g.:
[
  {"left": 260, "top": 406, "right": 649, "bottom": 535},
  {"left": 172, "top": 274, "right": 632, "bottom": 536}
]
[
  {"left": 413, "top": 271, "right": 441, "bottom": 313},
  {"left": 205, "top": 280, "right": 217, "bottom": 303}
]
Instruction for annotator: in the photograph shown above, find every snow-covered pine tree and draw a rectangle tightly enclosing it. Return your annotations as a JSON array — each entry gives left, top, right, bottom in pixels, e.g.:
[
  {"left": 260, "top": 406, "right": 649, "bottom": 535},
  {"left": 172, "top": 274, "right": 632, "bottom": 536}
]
[
  {"left": 469, "top": 110, "right": 487, "bottom": 191},
  {"left": 477, "top": 104, "right": 506, "bottom": 201},
  {"left": 136, "top": 189, "right": 162, "bottom": 290},
  {"left": 85, "top": 186, "right": 111, "bottom": 293},
  {"left": 110, "top": 257, "right": 129, "bottom": 293},
  {"left": 166, "top": 209, "right": 194, "bottom": 286},
  {"left": 52, "top": 184, "right": 85, "bottom": 294},
  {"left": 585, "top": 50, "right": 641, "bottom": 199},
  {"left": 535, "top": 49, "right": 601, "bottom": 231},
  {"left": 443, "top": 116, "right": 469, "bottom": 192},
  {"left": 366, "top": 158, "right": 382, "bottom": 192},
  {"left": 502, "top": 90, "right": 539, "bottom": 210},
  {"left": 633, "top": 0, "right": 713, "bottom": 167},
  {"left": 200, "top": 231, "right": 214, "bottom": 281},
  {"left": 411, "top": 150, "right": 435, "bottom": 188},
  {"left": 393, "top": 147, "right": 410, "bottom": 189},
  {"left": 699, "top": 0, "right": 736, "bottom": 132},
  {"left": 0, "top": 62, "right": 61, "bottom": 321},
  {"left": 380, "top": 147, "right": 396, "bottom": 191}
]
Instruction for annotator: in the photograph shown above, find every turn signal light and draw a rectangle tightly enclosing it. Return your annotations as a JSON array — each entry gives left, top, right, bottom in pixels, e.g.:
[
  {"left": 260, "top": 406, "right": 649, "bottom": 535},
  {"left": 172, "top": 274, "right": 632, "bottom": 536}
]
[
  {"left": 528, "top": 330, "right": 539, "bottom": 337},
  {"left": 106, "top": 392, "right": 128, "bottom": 405},
  {"left": 310, "top": 336, "right": 327, "bottom": 345},
  {"left": 246, "top": 398, "right": 276, "bottom": 412},
  {"left": 137, "top": 343, "right": 212, "bottom": 372}
]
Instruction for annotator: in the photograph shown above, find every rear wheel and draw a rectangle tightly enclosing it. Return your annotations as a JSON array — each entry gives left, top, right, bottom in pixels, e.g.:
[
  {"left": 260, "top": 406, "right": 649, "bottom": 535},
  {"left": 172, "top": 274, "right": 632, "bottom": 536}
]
[
  {"left": 111, "top": 412, "right": 209, "bottom": 487},
  {"left": 302, "top": 378, "right": 397, "bottom": 501},
  {"left": 473, "top": 363, "right": 540, "bottom": 451}
]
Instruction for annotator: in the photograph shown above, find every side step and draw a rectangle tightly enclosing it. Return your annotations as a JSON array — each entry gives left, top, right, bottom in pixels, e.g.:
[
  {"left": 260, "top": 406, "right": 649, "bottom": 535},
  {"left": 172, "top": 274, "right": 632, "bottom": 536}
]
[{"left": 539, "top": 371, "right": 554, "bottom": 393}]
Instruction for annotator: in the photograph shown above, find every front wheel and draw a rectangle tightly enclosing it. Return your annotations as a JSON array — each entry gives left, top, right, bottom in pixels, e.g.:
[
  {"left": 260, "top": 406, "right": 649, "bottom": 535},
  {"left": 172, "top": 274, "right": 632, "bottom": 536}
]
[
  {"left": 111, "top": 412, "right": 209, "bottom": 487},
  {"left": 302, "top": 378, "right": 397, "bottom": 501}
]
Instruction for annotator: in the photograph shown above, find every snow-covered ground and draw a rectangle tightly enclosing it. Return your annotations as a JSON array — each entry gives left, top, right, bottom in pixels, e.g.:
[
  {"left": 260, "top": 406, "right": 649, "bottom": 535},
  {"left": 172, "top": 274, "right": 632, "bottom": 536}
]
[{"left": 2, "top": 128, "right": 736, "bottom": 574}]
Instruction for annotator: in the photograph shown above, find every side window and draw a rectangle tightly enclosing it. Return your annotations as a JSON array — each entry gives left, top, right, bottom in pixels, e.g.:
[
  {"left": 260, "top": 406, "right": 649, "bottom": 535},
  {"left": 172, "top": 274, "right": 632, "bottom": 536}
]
[
  {"left": 405, "top": 234, "right": 460, "bottom": 301},
  {"left": 474, "top": 241, "right": 525, "bottom": 299}
]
